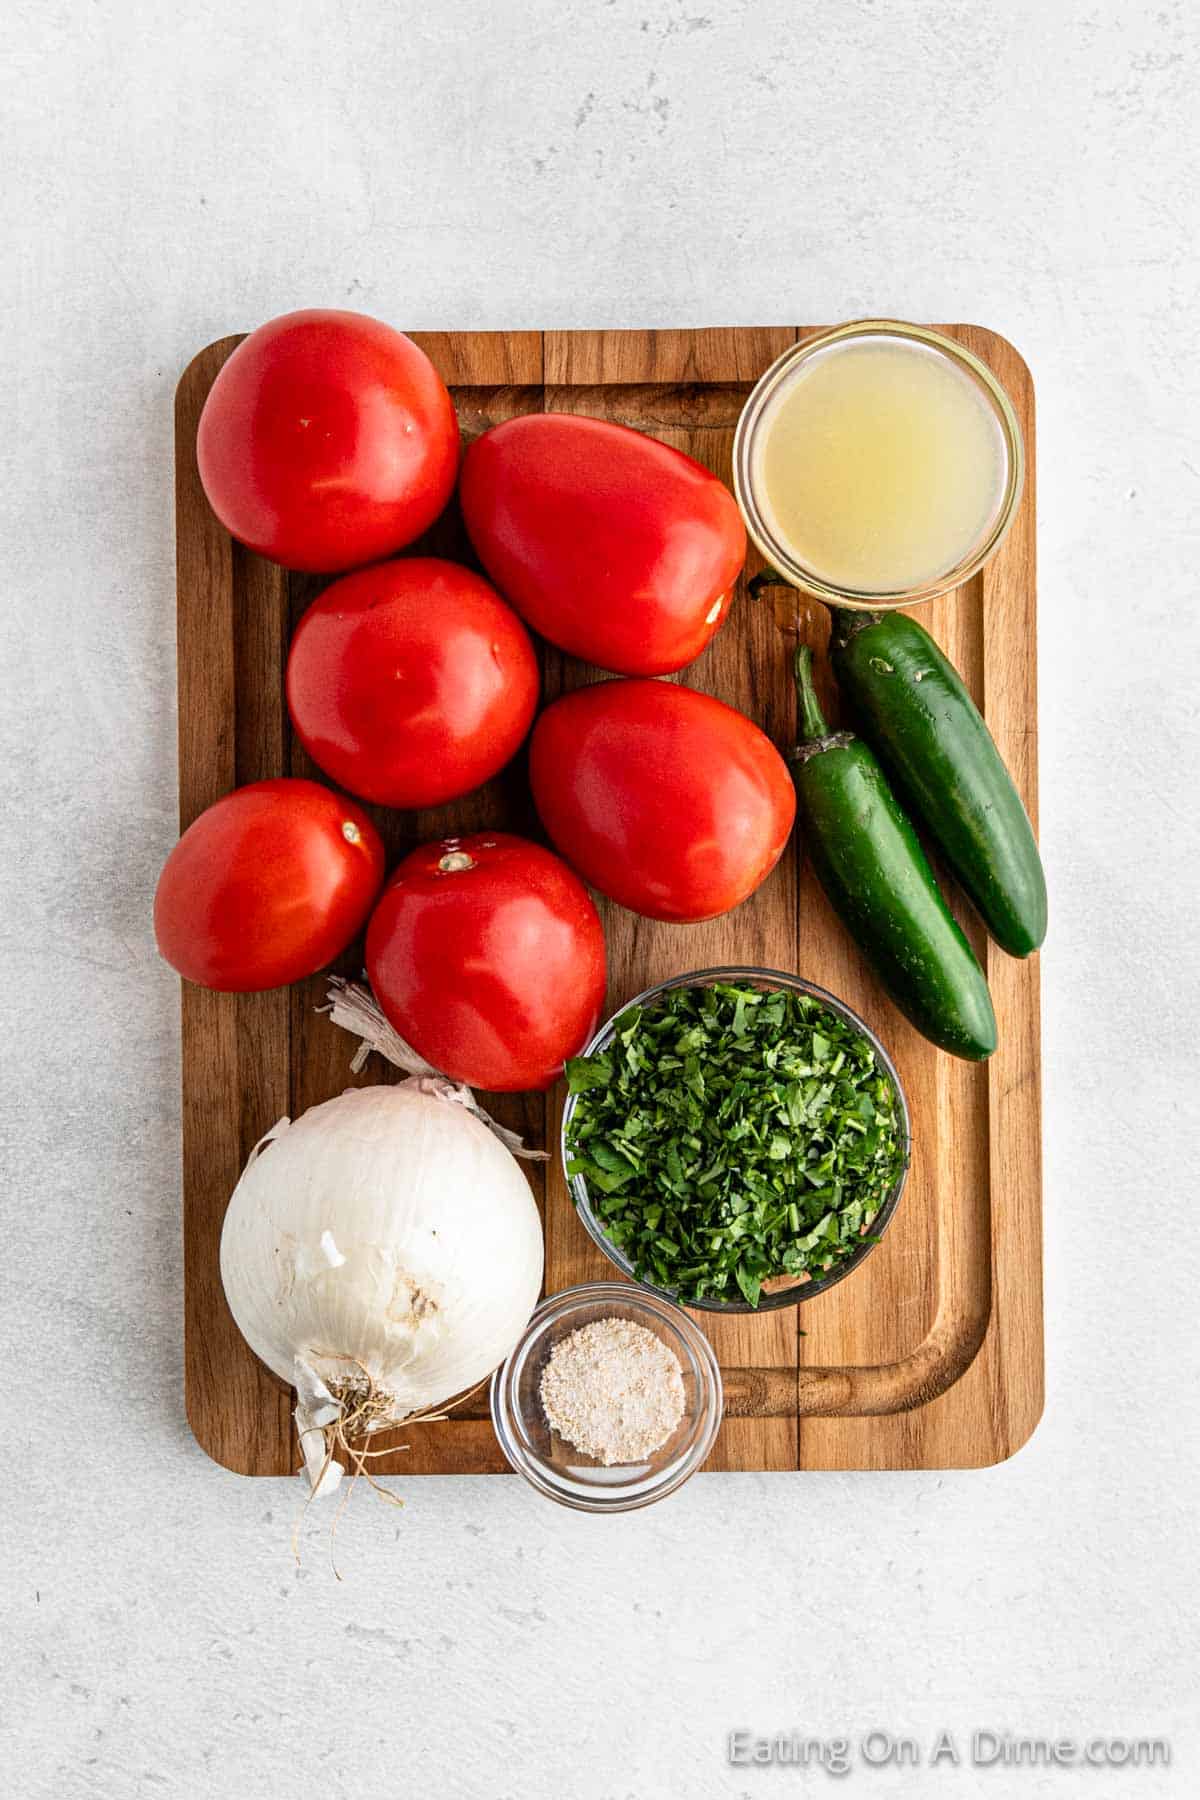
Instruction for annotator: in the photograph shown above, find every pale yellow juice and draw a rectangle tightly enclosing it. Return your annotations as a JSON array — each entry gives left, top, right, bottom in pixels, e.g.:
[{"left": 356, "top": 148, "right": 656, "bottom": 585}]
[{"left": 752, "top": 335, "right": 1009, "bottom": 595}]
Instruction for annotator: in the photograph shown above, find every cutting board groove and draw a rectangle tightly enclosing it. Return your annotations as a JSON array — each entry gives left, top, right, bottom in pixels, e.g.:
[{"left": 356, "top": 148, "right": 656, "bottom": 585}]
[{"left": 175, "top": 324, "right": 1042, "bottom": 1477}]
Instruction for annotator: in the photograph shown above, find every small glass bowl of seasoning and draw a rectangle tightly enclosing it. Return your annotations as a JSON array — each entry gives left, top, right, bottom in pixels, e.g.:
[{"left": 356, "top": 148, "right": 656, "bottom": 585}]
[
  {"left": 490, "top": 1282, "right": 723, "bottom": 1512},
  {"left": 563, "top": 968, "right": 911, "bottom": 1313}
]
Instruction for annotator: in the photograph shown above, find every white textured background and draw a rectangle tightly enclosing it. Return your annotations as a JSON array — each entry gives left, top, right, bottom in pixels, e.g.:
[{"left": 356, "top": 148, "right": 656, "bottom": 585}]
[{"left": 2, "top": 1, "right": 1198, "bottom": 1795}]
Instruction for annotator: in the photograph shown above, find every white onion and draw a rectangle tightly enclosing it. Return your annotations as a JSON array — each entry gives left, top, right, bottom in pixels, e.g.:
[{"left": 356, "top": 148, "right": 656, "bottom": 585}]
[{"left": 219, "top": 1078, "right": 544, "bottom": 1494}]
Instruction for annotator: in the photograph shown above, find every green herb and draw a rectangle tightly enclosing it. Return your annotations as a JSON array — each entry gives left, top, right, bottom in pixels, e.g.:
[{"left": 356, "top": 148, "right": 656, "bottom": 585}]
[{"left": 564, "top": 982, "right": 906, "bottom": 1307}]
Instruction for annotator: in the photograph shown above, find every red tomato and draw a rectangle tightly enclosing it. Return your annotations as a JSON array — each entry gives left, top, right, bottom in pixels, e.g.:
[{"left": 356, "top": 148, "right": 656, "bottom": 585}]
[
  {"left": 154, "top": 778, "right": 385, "bottom": 991},
  {"left": 366, "top": 833, "right": 606, "bottom": 1092},
  {"left": 459, "top": 413, "right": 746, "bottom": 675},
  {"left": 197, "top": 310, "right": 459, "bottom": 573},
  {"left": 529, "top": 680, "right": 795, "bottom": 922},
  {"left": 286, "top": 558, "right": 539, "bottom": 808}
]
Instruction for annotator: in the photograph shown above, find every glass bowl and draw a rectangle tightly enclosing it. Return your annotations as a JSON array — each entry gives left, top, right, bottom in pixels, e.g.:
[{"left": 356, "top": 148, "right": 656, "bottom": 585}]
[
  {"left": 732, "top": 318, "right": 1025, "bottom": 610},
  {"left": 562, "top": 967, "right": 911, "bottom": 1313},
  {"left": 489, "top": 1282, "right": 723, "bottom": 1512}
]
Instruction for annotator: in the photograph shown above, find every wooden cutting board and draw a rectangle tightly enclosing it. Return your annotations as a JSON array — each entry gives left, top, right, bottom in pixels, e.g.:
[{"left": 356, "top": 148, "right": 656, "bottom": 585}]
[{"left": 175, "top": 324, "right": 1042, "bottom": 1477}]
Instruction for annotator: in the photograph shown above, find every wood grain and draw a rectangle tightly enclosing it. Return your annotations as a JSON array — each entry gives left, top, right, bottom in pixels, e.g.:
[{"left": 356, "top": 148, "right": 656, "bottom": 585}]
[
  {"left": 175, "top": 324, "right": 1043, "bottom": 1478},
  {"left": 176, "top": 344, "right": 292, "bottom": 1473}
]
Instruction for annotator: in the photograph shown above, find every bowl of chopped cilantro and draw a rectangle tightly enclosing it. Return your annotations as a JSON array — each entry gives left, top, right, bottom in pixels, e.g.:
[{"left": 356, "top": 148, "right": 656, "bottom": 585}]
[{"left": 562, "top": 969, "right": 911, "bottom": 1311}]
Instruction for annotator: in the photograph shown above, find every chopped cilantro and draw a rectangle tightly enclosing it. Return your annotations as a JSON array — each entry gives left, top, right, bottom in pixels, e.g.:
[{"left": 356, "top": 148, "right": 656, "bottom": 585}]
[{"left": 564, "top": 982, "right": 907, "bottom": 1307}]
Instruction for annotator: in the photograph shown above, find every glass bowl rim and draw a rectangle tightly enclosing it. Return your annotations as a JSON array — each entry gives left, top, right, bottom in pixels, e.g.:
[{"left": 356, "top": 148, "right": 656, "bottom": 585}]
[
  {"left": 489, "top": 1279, "right": 724, "bottom": 1512},
  {"left": 732, "top": 317, "right": 1025, "bottom": 611},
  {"left": 561, "top": 965, "right": 912, "bottom": 1314}
]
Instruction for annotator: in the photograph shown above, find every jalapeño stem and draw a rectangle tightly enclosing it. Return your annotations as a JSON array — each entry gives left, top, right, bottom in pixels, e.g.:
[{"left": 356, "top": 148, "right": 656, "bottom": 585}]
[{"left": 793, "top": 644, "right": 831, "bottom": 743}]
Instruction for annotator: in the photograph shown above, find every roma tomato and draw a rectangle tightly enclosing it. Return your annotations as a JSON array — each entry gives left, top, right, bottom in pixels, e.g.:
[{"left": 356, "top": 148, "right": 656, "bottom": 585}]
[
  {"left": 197, "top": 310, "right": 459, "bottom": 573},
  {"left": 459, "top": 413, "right": 746, "bottom": 675},
  {"left": 286, "top": 558, "right": 539, "bottom": 809},
  {"left": 529, "top": 680, "right": 795, "bottom": 923},
  {"left": 366, "top": 833, "right": 606, "bottom": 1092},
  {"left": 154, "top": 778, "right": 385, "bottom": 991}
]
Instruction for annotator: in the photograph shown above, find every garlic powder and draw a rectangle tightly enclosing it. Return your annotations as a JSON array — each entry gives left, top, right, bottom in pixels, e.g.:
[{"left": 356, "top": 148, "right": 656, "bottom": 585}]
[{"left": 539, "top": 1317, "right": 685, "bottom": 1466}]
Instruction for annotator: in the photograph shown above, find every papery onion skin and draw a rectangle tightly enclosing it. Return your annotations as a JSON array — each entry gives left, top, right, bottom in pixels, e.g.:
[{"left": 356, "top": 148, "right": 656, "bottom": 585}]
[{"left": 219, "top": 1081, "right": 544, "bottom": 1420}]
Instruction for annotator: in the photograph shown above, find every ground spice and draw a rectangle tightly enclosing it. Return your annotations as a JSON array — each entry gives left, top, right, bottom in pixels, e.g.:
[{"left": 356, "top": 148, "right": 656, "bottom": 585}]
[{"left": 539, "top": 1317, "right": 686, "bottom": 1466}]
